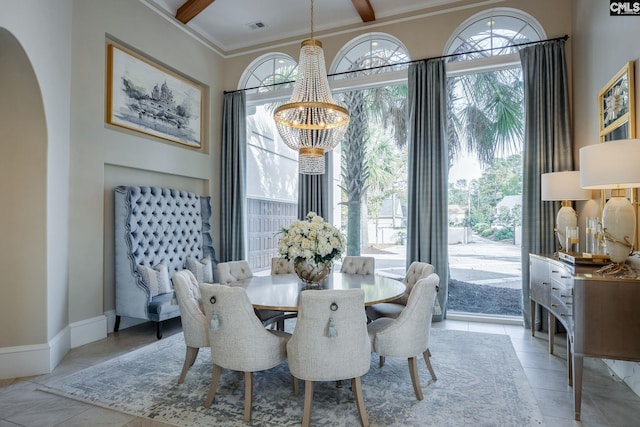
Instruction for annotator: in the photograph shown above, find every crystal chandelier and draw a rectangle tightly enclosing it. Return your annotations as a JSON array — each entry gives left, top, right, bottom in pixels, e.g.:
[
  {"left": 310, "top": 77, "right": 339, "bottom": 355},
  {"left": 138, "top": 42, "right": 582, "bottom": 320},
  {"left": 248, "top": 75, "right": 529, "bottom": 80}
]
[{"left": 273, "top": 0, "right": 349, "bottom": 175}]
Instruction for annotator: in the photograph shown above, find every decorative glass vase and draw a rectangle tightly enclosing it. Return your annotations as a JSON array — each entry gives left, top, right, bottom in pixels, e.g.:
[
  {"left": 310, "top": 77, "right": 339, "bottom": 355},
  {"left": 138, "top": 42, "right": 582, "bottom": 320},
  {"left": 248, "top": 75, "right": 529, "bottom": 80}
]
[{"left": 294, "top": 259, "right": 332, "bottom": 288}]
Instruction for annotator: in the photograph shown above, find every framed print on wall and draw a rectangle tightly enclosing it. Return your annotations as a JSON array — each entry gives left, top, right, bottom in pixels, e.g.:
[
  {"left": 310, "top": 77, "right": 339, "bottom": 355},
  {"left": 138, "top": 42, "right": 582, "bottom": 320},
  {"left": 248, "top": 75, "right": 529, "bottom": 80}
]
[
  {"left": 598, "top": 61, "right": 637, "bottom": 249},
  {"left": 107, "top": 44, "right": 203, "bottom": 149},
  {"left": 598, "top": 61, "right": 635, "bottom": 141}
]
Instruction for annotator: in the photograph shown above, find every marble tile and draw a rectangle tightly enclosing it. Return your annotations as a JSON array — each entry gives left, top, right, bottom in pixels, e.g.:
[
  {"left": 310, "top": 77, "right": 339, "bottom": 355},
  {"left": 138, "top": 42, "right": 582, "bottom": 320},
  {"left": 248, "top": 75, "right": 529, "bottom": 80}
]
[{"left": 53, "top": 406, "right": 134, "bottom": 427}]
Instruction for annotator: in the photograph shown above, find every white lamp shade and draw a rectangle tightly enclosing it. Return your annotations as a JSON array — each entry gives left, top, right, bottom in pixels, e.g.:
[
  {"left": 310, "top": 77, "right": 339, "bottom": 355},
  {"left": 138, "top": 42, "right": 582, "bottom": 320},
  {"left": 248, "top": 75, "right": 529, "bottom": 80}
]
[
  {"left": 579, "top": 139, "right": 640, "bottom": 189},
  {"left": 541, "top": 171, "right": 591, "bottom": 201},
  {"left": 579, "top": 138, "right": 640, "bottom": 264}
]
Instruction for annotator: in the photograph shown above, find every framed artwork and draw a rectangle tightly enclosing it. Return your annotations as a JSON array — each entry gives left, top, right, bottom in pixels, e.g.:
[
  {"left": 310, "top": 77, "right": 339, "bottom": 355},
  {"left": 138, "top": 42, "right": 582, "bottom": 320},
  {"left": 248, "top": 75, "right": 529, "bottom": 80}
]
[
  {"left": 107, "top": 44, "right": 203, "bottom": 148},
  {"left": 598, "top": 61, "right": 637, "bottom": 249},
  {"left": 598, "top": 61, "right": 635, "bottom": 141}
]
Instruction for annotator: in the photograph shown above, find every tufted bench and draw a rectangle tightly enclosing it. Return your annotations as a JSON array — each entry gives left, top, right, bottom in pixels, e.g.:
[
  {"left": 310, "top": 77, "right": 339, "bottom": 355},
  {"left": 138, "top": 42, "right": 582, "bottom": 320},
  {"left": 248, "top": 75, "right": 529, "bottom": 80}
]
[{"left": 114, "top": 186, "right": 216, "bottom": 338}]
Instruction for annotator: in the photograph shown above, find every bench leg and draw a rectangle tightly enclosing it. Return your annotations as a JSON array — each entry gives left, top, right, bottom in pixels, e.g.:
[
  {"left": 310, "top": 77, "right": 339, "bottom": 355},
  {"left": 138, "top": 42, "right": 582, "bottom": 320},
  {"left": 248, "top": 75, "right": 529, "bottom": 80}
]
[
  {"left": 156, "top": 321, "right": 163, "bottom": 339},
  {"left": 114, "top": 316, "right": 121, "bottom": 332}
]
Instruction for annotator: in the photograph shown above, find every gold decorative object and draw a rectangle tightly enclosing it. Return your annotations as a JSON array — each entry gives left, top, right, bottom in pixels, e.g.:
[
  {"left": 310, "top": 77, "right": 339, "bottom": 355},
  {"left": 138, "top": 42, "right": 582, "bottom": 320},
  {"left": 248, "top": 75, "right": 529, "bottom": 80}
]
[
  {"left": 273, "top": 0, "right": 349, "bottom": 175},
  {"left": 294, "top": 259, "right": 332, "bottom": 287}
]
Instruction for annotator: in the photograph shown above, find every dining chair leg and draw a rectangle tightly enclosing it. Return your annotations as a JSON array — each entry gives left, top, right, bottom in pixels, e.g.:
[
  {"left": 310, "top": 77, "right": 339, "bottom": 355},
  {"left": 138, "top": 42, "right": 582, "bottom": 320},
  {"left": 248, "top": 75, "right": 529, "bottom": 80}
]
[
  {"left": 204, "top": 364, "right": 223, "bottom": 408},
  {"left": 178, "top": 346, "right": 199, "bottom": 384},
  {"left": 292, "top": 375, "right": 299, "bottom": 396},
  {"left": 423, "top": 348, "right": 437, "bottom": 381},
  {"left": 379, "top": 355, "right": 385, "bottom": 367},
  {"left": 408, "top": 356, "right": 423, "bottom": 400},
  {"left": 302, "top": 380, "right": 314, "bottom": 427},
  {"left": 351, "top": 377, "right": 369, "bottom": 427},
  {"left": 244, "top": 371, "right": 253, "bottom": 422}
]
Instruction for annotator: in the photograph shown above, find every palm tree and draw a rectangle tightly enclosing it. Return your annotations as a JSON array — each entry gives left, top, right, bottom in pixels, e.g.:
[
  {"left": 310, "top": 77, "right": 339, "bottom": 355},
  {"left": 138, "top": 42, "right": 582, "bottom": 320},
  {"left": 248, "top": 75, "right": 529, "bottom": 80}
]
[
  {"left": 447, "top": 54, "right": 524, "bottom": 168},
  {"left": 339, "top": 76, "right": 408, "bottom": 255}
]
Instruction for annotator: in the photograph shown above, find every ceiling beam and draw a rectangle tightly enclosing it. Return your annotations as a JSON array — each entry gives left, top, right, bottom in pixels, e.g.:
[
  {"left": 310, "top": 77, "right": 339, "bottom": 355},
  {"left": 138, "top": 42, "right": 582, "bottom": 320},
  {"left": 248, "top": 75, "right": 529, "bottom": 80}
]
[
  {"left": 176, "top": 0, "right": 215, "bottom": 24},
  {"left": 351, "top": 0, "right": 375, "bottom": 22}
]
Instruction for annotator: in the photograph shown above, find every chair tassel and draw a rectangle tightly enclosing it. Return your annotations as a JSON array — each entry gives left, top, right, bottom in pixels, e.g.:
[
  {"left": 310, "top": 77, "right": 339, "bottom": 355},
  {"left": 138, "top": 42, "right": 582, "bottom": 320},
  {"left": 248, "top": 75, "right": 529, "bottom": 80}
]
[
  {"left": 326, "top": 317, "right": 337, "bottom": 338},
  {"left": 209, "top": 313, "right": 220, "bottom": 330},
  {"left": 170, "top": 293, "right": 178, "bottom": 306}
]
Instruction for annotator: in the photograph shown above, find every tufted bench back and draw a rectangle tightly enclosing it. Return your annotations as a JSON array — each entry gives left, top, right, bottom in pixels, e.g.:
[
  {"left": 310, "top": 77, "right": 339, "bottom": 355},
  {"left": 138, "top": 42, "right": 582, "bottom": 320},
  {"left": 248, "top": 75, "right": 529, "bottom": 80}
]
[
  {"left": 114, "top": 186, "right": 216, "bottom": 322},
  {"left": 119, "top": 186, "right": 214, "bottom": 276}
]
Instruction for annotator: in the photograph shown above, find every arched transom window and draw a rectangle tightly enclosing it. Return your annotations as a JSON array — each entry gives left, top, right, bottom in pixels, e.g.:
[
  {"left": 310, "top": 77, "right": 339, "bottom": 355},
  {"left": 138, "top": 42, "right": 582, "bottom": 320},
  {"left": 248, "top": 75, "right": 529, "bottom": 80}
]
[
  {"left": 239, "top": 53, "right": 297, "bottom": 93},
  {"left": 330, "top": 33, "right": 409, "bottom": 79},
  {"left": 445, "top": 8, "right": 545, "bottom": 62}
]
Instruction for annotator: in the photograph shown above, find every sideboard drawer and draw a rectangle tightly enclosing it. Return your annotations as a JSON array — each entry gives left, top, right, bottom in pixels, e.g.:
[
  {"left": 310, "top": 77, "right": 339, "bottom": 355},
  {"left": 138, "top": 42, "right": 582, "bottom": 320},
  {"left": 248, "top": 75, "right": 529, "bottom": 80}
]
[
  {"left": 530, "top": 255, "right": 550, "bottom": 305},
  {"left": 549, "top": 263, "right": 574, "bottom": 332}
]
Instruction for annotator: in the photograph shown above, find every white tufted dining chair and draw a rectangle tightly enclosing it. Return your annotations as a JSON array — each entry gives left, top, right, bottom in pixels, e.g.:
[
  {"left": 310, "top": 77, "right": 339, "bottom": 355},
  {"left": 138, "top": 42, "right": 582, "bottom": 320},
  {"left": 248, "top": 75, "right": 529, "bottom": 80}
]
[
  {"left": 172, "top": 270, "right": 210, "bottom": 384},
  {"left": 218, "top": 260, "right": 288, "bottom": 329},
  {"left": 217, "top": 260, "right": 253, "bottom": 283},
  {"left": 200, "top": 284, "right": 291, "bottom": 422},
  {"left": 287, "top": 289, "right": 371, "bottom": 427},
  {"left": 365, "top": 261, "right": 435, "bottom": 321},
  {"left": 340, "top": 256, "right": 375, "bottom": 275},
  {"left": 367, "top": 274, "right": 439, "bottom": 400},
  {"left": 271, "top": 257, "right": 295, "bottom": 274}
]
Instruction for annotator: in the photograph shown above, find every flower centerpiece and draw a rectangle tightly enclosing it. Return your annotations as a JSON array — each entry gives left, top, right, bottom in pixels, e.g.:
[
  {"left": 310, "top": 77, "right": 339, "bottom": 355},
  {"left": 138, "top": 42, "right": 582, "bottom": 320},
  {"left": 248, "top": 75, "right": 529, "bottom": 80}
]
[{"left": 277, "top": 212, "right": 346, "bottom": 286}]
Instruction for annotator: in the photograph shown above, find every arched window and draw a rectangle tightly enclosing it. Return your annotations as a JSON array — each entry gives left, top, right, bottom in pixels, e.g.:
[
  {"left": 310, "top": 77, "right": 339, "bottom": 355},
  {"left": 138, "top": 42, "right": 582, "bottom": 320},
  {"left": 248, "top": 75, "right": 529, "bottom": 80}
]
[
  {"left": 330, "top": 33, "right": 409, "bottom": 78},
  {"left": 443, "top": 9, "right": 545, "bottom": 318},
  {"left": 445, "top": 8, "right": 545, "bottom": 62},
  {"left": 240, "top": 53, "right": 300, "bottom": 271},
  {"left": 239, "top": 53, "right": 297, "bottom": 93}
]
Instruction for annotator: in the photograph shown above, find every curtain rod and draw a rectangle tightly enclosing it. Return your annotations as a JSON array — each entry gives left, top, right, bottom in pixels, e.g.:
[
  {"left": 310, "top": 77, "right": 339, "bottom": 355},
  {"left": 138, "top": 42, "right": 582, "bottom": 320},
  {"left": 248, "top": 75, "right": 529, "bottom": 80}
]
[{"left": 225, "top": 34, "right": 569, "bottom": 95}]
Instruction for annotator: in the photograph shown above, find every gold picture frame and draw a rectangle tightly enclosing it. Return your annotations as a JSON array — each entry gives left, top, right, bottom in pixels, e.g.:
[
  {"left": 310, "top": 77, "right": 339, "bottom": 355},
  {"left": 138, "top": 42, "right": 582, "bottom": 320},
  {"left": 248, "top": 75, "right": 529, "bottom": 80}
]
[
  {"left": 598, "top": 61, "right": 635, "bottom": 141},
  {"left": 107, "top": 44, "right": 204, "bottom": 149},
  {"left": 598, "top": 61, "right": 637, "bottom": 249}
]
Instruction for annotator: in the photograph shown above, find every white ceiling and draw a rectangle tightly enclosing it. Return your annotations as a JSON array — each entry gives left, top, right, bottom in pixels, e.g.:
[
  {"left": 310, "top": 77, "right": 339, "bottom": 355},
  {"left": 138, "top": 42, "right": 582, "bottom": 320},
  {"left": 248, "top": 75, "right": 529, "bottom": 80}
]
[{"left": 145, "top": 0, "right": 464, "bottom": 53}]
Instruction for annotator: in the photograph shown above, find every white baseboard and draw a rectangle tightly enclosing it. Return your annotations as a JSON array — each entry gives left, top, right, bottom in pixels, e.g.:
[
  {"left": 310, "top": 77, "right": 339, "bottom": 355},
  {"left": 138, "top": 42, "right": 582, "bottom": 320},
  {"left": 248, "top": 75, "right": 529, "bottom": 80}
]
[
  {"left": 69, "top": 315, "right": 107, "bottom": 348},
  {"left": 0, "top": 327, "right": 69, "bottom": 380}
]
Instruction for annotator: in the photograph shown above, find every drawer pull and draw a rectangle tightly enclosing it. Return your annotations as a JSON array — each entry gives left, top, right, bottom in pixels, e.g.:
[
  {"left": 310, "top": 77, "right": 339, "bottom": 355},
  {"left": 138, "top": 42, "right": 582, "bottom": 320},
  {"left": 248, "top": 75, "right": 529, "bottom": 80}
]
[
  {"left": 551, "top": 270, "right": 560, "bottom": 273},
  {"left": 561, "top": 275, "right": 570, "bottom": 279},
  {"left": 551, "top": 303, "right": 558, "bottom": 307},
  {"left": 551, "top": 287, "right": 559, "bottom": 290},
  {"left": 560, "top": 313, "right": 572, "bottom": 317},
  {"left": 542, "top": 281, "right": 549, "bottom": 285},
  {"left": 564, "top": 302, "right": 572, "bottom": 305},
  {"left": 561, "top": 294, "right": 572, "bottom": 298}
]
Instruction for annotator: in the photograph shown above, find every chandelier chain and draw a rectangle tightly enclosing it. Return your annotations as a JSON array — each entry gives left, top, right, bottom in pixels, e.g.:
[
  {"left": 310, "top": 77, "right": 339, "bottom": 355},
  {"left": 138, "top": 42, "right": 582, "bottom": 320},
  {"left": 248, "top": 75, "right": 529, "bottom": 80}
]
[{"left": 310, "top": 0, "right": 314, "bottom": 39}]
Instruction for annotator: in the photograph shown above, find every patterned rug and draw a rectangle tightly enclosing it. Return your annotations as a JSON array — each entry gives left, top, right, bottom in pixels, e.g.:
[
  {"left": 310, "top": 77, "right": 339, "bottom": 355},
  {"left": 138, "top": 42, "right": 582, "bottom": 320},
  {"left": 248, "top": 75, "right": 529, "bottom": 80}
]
[{"left": 41, "top": 329, "right": 544, "bottom": 427}]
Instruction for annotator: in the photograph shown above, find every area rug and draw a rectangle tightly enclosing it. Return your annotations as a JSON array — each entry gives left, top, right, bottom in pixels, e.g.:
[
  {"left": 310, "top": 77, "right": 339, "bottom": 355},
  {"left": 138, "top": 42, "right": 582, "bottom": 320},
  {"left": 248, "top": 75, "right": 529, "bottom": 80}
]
[{"left": 41, "top": 329, "right": 544, "bottom": 427}]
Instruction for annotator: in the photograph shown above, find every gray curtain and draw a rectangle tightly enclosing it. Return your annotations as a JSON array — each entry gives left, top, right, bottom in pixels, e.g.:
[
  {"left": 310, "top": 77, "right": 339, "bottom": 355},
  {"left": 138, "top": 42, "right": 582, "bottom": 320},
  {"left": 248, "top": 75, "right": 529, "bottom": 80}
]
[
  {"left": 220, "top": 91, "right": 247, "bottom": 262},
  {"left": 519, "top": 39, "right": 573, "bottom": 329},
  {"left": 297, "top": 152, "right": 329, "bottom": 219},
  {"left": 406, "top": 58, "right": 448, "bottom": 322}
]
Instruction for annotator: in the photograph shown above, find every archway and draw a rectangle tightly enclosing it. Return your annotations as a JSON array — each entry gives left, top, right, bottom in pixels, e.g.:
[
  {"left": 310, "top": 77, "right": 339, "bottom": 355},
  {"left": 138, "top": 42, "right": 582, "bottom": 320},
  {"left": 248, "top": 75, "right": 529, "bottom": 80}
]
[{"left": 0, "top": 28, "right": 48, "bottom": 347}]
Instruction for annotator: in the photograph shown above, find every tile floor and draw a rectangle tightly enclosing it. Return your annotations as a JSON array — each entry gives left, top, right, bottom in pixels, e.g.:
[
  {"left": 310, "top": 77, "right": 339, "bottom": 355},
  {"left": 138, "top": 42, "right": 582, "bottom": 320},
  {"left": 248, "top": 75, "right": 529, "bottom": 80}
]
[{"left": 1, "top": 317, "right": 640, "bottom": 426}]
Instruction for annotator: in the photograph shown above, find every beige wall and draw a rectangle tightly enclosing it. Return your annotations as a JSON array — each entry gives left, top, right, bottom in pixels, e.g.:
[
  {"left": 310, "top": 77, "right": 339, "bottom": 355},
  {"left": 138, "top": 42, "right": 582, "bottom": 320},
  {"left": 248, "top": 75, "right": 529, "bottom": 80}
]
[
  {"left": 68, "top": 0, "right": 224, "bottom": 329},
  {"left": 0, "top": 28, "right": 48, "bottom": 347},
  {"left": 572, "top": 0, "right": 640, "bottom": 396},
  {"left": 0, "top": 0, "right": 72, "bottom": 354}
]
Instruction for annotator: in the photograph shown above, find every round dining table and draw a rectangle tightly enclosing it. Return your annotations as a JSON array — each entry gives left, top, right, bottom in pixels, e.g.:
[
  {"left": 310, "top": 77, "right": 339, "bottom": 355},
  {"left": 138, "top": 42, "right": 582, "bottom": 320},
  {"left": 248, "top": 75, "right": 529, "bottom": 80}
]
[{"left": 233, "top": 272, "right": 406, "bottom": 311}]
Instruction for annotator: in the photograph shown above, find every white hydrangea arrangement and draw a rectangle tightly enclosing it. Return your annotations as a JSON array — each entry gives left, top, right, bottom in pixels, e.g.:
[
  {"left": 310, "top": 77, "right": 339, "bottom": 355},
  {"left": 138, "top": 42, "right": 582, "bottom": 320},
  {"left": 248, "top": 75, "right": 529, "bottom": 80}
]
[{"left": 277, "top": 212, "right": 346, "bottom": 264}]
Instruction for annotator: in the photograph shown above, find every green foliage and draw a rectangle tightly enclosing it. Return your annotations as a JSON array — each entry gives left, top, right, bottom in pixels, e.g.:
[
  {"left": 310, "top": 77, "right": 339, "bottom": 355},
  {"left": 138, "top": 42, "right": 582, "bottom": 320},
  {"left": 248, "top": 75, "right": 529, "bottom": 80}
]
[{"left": 494, "top": 227, "right": 515, "bottom": 241}]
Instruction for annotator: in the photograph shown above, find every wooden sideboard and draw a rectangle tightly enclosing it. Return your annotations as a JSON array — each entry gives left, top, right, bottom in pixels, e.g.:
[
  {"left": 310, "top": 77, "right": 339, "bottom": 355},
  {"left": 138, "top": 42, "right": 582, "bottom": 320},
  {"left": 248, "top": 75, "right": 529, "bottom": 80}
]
[{"left": 529, "top": 254, "right": 640, "bottom": 421}]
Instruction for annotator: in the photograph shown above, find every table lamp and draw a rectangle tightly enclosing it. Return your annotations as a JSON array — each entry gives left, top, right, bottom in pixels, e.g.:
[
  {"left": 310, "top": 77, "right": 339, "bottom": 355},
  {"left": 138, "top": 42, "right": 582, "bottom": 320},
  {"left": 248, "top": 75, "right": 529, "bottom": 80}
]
[
  {"left": 580, "top": 138, "right": 640, "bottom": 276},
  {"left": 541, "top": 171, "right": 592, "bottom": 251}
]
